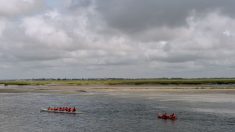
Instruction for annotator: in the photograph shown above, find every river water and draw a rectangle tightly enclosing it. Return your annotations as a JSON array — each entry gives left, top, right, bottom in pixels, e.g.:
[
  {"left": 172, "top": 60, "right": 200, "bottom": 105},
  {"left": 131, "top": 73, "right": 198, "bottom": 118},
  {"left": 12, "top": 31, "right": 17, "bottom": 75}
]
[{"left": 0, "top": 92, "right": 235, "bottom": 132}]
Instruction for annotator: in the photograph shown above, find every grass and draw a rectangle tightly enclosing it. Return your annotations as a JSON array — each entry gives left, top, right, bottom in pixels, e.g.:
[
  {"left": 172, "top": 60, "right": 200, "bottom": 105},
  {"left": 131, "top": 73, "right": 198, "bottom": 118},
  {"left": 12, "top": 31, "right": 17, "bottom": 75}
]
[
  {"left": 0, "top": 81, "right": 50, "bottom": 86},
  {"left": 1, "top": 78, "right": 235, "bottom": 86}
]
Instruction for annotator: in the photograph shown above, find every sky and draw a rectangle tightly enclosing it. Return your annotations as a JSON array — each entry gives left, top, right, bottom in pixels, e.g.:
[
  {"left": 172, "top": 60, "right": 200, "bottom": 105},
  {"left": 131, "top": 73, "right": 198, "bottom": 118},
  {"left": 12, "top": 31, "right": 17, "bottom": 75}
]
[{"left": 0, "top": 0, "right": 235, "bottom": 79}]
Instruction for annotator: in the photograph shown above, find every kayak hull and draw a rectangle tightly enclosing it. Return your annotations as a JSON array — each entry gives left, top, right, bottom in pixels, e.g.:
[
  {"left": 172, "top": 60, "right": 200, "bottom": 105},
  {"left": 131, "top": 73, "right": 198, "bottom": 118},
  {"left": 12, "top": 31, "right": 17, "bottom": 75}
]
[{"left": 40, "top": 109, "right": 82, "bottom": 114}]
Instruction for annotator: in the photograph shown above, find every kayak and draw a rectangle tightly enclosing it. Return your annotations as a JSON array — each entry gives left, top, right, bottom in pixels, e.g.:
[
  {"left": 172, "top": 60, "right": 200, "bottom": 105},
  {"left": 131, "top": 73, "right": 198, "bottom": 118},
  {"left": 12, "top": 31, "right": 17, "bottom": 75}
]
[
  {"left": 158, "top": 113, "right": 177, "bottom": 120},
  {"left": 40, "top": 109, "right": 83, "bottom": 114}
]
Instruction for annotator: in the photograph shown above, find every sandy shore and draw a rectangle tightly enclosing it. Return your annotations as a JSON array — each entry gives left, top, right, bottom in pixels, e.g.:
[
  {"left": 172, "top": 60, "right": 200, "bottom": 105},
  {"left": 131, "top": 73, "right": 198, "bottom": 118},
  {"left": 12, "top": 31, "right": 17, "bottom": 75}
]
[{"left": 0, "top": 85, "right": 235, "bottom": 94}]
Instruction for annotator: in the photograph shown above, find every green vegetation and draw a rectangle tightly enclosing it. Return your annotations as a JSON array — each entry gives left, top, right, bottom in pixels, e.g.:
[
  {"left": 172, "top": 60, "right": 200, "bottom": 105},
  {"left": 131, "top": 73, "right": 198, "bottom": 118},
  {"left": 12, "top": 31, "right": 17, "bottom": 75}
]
[
  {"left": 0, "top": 81, "right": 50, "bottom": 86},
  {"left": 1, "top": 78, "right": 235, "bottom": 86},
  {"left": 104, "top": 78, "right": 235, "bottom": 85}
]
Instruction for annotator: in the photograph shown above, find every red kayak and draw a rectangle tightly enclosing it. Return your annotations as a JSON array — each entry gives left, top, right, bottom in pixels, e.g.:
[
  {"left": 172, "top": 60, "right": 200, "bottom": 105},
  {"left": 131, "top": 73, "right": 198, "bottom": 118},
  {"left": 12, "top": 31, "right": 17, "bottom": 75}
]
[
  {"left": 158, "top": 113, "right": 177, "bottom": 120},
  {"left": 40, "top": 108, "right": 83, "bottom": 114}
]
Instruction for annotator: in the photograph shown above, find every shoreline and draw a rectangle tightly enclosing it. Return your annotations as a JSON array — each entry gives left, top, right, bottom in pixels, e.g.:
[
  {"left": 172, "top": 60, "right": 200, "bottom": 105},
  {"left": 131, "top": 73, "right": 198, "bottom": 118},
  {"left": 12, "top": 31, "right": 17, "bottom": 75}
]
[{"left": 0, "top": 85, "right": 235, "bottom": 94}]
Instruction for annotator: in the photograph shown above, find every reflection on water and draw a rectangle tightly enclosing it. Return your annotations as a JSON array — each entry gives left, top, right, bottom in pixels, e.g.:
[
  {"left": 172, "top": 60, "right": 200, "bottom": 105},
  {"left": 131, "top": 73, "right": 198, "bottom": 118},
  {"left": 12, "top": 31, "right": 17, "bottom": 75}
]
[{"left": 0, "top": 92, "right": 235, "bottom": 132}]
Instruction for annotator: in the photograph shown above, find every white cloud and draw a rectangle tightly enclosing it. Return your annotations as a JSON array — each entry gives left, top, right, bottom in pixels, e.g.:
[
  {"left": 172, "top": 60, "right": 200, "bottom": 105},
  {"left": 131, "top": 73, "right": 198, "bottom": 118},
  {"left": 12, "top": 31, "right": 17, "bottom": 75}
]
[
  {"left": 141, "top": 12, "right": 235, "bottom": 71},
  {"left": 0, "top": 0, "right": 43, "bottom": 16},
  {"left": 21, "top": 13, "right": 73, "bottom": 49},
  {"left": 1, "top": 0, "right": 235, "bottom": 78}
]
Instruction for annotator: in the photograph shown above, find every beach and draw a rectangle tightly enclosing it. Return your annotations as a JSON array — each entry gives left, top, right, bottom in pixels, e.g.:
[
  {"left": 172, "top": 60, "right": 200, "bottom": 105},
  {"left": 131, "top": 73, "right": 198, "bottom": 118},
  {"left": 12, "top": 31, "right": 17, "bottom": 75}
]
[{"left": 1, "top": 84, "right": 235, "bottom": 94}]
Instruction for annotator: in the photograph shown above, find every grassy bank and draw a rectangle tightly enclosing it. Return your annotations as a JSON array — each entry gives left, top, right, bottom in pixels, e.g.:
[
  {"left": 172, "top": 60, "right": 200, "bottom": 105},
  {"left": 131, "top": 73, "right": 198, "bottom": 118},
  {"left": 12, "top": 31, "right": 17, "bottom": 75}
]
[{"left": 1, "top": 78, "right": 235, "bottom": 86}]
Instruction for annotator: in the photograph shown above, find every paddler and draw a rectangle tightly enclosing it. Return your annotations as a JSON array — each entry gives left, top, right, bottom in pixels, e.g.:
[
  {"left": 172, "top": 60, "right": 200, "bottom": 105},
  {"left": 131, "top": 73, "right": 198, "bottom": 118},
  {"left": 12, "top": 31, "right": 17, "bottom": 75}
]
[
  {"left": 162, "top": 113, "right": 168, "bottom": 119},
  {"left": 65, "top": 107, "right": 68, "bottom": 111},
  {"left": 170, "top": 113, "right": 176, "bottom": 118},
  {"left": 68, "top": 107, "right": 72, "bottom": 112},
  {"left": 72, "top": 107, "right": 76, "bottom": 112}
]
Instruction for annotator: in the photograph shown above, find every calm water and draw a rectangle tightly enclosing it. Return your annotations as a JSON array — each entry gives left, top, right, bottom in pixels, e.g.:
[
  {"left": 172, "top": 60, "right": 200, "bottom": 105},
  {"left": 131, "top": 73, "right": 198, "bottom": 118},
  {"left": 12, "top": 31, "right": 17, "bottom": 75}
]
[{"left": 0, "top": 92, "right": 235, "bottom": 132}]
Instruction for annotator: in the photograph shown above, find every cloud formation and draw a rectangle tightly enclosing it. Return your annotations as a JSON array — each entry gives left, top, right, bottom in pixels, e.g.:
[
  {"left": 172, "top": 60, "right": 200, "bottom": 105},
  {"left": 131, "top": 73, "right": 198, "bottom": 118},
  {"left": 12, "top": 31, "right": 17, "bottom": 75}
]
[
  {"left": 0, "top": 0, "right": 235, "bottom": 79},
  {"left": 95, "top": 0, "right": 235, "bottom": 32},
  {"left": 0, "top": 0, "right": 43, "bottom": 16}
]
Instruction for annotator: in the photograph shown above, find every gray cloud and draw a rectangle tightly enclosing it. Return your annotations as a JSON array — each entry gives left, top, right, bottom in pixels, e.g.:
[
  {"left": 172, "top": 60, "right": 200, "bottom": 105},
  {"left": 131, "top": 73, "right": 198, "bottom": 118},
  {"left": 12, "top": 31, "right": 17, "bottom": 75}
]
[
  {"left": 1, "top": 0, "right": 235, "bottom": 79},
  {"left": 95, "top": 0, "right": 235, "bottom": 33},
  {"left": 70, "top": 0, "right": 92, "bottom": 8}
]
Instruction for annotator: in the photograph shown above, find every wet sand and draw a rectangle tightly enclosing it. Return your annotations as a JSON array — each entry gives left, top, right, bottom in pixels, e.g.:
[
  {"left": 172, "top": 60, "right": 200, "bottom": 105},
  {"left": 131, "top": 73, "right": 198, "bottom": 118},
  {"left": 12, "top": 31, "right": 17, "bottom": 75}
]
[{"left": 0, "top": 85, "right": 235, "bottom": 94}]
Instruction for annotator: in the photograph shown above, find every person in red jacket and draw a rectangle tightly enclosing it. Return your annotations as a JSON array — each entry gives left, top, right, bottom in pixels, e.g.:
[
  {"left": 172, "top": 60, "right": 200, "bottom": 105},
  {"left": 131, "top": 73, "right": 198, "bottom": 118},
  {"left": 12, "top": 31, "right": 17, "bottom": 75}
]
[
  {"left": 72, "top": 107, "right": 76, "bottom": 112},
  {"left": 68, "top": 107, "right": 72, "bottom": 112}
]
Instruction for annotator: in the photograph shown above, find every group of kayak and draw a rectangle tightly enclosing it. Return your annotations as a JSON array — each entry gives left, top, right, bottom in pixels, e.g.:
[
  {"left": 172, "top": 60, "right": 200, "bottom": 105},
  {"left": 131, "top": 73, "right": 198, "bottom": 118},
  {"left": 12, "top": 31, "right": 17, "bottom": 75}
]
[
  {"left": 45, "top": 107, "right": 177, "bottom": 120},
  {"left": 158, "top": 113, "right": 177, "bottom": 120},
  {"left": 47, "top": 107, "right": 77, "bottom": 112}
]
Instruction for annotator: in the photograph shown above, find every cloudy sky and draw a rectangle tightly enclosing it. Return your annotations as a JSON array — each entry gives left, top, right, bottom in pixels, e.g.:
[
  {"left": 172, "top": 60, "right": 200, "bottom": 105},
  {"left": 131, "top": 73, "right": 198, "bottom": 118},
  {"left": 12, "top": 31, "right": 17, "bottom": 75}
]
[{"left": 0, "top": 0, "right": 235, "bottom": 79}]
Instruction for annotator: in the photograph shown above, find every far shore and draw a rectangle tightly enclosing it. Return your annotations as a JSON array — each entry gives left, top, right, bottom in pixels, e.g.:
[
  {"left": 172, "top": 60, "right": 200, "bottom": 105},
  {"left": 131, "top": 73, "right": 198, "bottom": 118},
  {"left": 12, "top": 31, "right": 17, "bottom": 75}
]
[{"left": 0, "top": 84, "right": 235, "bottom": 94}]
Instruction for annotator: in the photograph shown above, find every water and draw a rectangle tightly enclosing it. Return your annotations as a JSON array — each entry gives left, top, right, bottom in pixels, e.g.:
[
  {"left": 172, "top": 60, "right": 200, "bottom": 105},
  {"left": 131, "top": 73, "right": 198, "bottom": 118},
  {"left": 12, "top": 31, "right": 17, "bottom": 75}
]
[{"left": 0, "top": 92, "right": 235, "bottom": 132}]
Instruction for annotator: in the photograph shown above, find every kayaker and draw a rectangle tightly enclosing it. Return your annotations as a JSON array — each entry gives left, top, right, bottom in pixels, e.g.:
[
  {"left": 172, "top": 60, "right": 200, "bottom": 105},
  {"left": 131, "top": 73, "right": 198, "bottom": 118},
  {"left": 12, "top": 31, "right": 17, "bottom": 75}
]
[
  {"left": 162, "top": 113, "right": 168, "bottom": 119},
  {"left": 72, "top": 107, "right": 76, "bottom": 112},
  {"left": 54, "top": 107, "right": 58, "bottom": 111},
  {"left": 170, "top": 113, "right": 176, "bottom": 119},
  {"left": 68, "top": 107, "right": 72, "bottom": 112},
  {"left": 48, "top": 107, "right": 51, "bottom": 110},
  {"left": 163, "top": 113, "right": 167, "bottom": 117}
]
